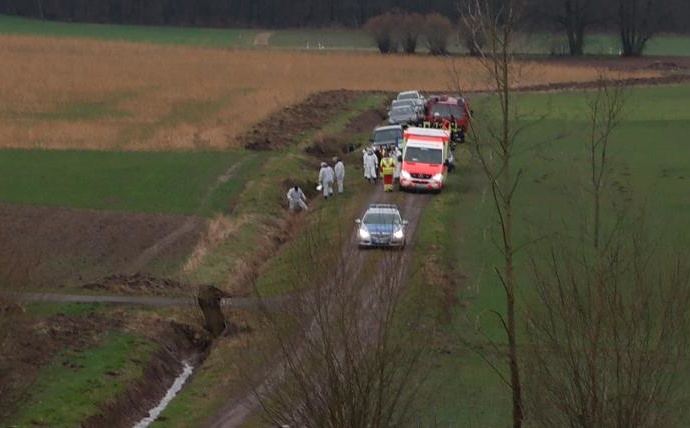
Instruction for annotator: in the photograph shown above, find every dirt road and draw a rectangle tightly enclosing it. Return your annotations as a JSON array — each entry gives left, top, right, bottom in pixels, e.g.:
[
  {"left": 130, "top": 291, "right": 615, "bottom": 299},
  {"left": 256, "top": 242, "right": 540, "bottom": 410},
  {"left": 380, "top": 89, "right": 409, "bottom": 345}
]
[{"left": 205, "top": 183, "right": 431, "bottom": 427}]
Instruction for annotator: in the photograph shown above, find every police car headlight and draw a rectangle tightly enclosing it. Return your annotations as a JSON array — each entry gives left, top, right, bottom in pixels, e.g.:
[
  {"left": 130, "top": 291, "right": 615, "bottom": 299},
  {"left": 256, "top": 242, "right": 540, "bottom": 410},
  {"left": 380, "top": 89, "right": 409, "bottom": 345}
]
[
  {"left": 401, "top": 170, "right": 412, "bottom": 180},
  {"left": 393, "top": 229, "right": 404, "bottom": 240},
  {"left": 432, "top": 173, "right": 443, "bottom": 182},
  {"left": 359, "top": 227, "right": 370, "bottom": 239}
]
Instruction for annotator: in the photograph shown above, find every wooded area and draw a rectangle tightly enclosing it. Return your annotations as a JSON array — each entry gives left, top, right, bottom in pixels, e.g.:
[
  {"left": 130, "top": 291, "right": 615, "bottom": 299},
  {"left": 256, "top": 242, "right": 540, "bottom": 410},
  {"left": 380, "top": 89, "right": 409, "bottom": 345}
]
[{"left": 1, "top": 0, "right": 689, "bottom": 33}]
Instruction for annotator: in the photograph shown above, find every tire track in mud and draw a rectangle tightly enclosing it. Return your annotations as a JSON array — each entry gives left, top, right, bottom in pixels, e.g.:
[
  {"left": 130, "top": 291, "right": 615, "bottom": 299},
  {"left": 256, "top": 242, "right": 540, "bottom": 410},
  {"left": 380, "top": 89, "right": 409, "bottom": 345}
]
[
  {"left": 205, "top": 185, "right": 431, "bottom": 428},
  {"left": 125, "top": 157, "right": 253, "bottom": 274}
]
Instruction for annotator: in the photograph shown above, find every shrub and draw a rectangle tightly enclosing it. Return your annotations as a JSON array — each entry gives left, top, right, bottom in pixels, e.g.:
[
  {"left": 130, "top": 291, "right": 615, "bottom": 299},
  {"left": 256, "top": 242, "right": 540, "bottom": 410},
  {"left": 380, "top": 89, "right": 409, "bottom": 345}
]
[
  {"left": 364, "top": 13, "right": 399, "bottom": 54},
  {"left": 398, "top": 13, "right": 424, "bottom": 54},
  {"left": 424, "top": 13, "right": 453, "bottom": 55}
]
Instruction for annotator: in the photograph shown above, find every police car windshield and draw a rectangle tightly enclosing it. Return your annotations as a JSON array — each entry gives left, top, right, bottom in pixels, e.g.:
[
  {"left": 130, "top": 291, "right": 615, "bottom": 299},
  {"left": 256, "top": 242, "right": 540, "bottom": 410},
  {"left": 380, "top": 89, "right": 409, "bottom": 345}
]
[
  {"left": 404, "top": 146, "right": 443, "bottom": 164},
  {"left": 431, "top": 104, "right": 464, "bottom": 118},
  {"left": 374, "top": 129, "right": 402, "bottom": 142},
  {"left": 363, "top": 212, "right": 401, "bottom": 225}
]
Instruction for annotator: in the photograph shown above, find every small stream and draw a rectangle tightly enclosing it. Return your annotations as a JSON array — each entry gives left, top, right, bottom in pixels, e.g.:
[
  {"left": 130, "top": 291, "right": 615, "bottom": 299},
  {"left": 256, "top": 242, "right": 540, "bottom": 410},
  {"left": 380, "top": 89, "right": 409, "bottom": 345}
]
[{"left": 132, "top": 361, "right": 194, "bottom": 428}]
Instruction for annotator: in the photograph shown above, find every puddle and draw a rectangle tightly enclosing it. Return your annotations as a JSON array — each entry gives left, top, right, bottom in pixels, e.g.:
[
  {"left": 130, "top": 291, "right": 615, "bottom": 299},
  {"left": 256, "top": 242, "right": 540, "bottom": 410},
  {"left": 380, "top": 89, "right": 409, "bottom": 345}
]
[{"left": 133, "top": 361, "right": 194, "bottom": 428}]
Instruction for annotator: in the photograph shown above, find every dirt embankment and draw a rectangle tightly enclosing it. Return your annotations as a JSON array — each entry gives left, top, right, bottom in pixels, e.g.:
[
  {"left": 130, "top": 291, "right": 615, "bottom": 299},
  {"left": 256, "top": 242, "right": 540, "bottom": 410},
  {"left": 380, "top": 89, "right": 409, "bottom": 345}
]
[{"left": 240, "top": 89, "right": 386, "bottom": 151}]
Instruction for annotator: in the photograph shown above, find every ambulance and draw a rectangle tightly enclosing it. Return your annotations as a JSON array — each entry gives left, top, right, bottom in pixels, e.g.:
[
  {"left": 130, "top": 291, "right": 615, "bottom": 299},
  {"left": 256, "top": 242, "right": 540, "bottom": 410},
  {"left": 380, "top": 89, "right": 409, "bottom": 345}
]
[{"left": 398, "top": 127, "right": 451, "bottom": 193}]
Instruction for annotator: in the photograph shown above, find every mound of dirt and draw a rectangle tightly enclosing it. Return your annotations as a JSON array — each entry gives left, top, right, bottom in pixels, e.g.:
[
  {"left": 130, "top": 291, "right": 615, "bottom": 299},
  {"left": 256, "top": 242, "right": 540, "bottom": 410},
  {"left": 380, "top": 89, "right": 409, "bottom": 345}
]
[
  {"left": 0, "top": 203, "right": 204, "bottom": 291},
  {"left": 305, "top": 134, "right": 347, "bottom": 159},
  {"left": 347, "top": 109, "right": 388, "bottom": 134},
  {"left": 241, "top": 90, "right": 363, "bottom": 151},
  {"left": 82, "top": 273, "right": 188, "bottom": 296}
]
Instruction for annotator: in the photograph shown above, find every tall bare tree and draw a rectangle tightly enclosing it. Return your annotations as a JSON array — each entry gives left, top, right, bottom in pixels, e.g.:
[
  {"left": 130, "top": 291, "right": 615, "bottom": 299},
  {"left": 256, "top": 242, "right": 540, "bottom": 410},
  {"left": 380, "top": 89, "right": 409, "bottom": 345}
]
[
  {"left": 524, "top": 77, "right": 690, "bottom": 427},
  {"left": 460, "top": 0, "right": 526, "bottom": 425},
  {"left": 584, "top": 74, "right": 627, "bottom": 250},
  {"left": 618, "top": 0, "right": 670, "bottom": 56},
  {"left": 525, "top": 217, "right": 690, "bottom": 427}
]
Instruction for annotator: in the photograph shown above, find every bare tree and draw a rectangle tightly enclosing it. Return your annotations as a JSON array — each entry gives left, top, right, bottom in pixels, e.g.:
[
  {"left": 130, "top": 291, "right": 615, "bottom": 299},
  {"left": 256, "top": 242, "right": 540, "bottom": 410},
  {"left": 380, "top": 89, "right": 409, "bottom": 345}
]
[
  {"left": 584, "top": 74, "right": 627, "bottom": 250},
  {"left": 365, "top": 13, "right": 400, "bottom": 53},
  {"left": 398, "top": 13, "right": 425, "bottom": 54},
  {"left": 243, "top": 212, "right": 431, "bottom": 427},
  {"left": 618, "top": 0, "right": 670, "bottom": 56},
  {"left": 424, "top": 13, "right": 454, "bottom": 55},
  {"left": 524, "top": 77, "right": 690, "bottom": 427},
  {"left": 460, "top": 0, "right": 526, "bottom": 426},
  {"left": 525, "top": 217, "right": 690, "bottom": 427}
]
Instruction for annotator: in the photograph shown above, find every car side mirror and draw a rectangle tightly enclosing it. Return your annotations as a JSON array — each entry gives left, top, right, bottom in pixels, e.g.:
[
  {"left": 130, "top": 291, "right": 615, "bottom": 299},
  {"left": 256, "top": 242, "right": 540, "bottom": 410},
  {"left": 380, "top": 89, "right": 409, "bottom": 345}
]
[{"left": 355, "top": 219, "right": 362, "bottom": 224}]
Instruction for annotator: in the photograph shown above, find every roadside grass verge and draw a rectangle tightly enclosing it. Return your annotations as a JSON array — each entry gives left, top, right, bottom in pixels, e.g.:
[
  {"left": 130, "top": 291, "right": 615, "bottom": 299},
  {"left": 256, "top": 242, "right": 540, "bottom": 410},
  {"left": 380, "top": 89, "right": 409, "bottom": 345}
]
[
  {"left": 0, "top": 149, "right": 262, "bottom": 216},
  {"left": 8, "top": 331, "right": 155, "bottom": 427},
  {"left": 182, "top": 93, "right": 387, "bottom": 289},
  {"left": 410, "top": 84, "right": 690, "bottom": 425},
  {"left": 0, "top": 14, "right": 258, "bottom": 48}
]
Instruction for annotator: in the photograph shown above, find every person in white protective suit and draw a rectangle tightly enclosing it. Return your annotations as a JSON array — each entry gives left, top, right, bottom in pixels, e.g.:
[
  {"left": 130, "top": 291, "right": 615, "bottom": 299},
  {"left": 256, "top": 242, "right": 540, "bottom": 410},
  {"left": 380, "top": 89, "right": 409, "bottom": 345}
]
[
  {"left": 333, "top": 157, "right": 345, "bottom": 194},
  {"left": 327, "top": 163, "right": 335, "bottom": 197},
  {"left": 286, "top": 185, "right": 308, "bottom": 212},
  {"left": 318, "top": 161, "right": 334, "bottom": 199},
  {"left": 364, "top": 149, "right": 378, "bottom": 183},
  {"left": 362, "top": 148, "right": 368, "bottom": 180}
]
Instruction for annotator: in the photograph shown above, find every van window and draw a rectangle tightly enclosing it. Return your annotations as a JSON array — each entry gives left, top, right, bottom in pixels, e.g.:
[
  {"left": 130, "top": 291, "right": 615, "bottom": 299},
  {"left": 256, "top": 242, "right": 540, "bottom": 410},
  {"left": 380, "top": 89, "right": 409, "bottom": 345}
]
[{"left": 404, "top": 146, "right": 443, "bottom": 164}]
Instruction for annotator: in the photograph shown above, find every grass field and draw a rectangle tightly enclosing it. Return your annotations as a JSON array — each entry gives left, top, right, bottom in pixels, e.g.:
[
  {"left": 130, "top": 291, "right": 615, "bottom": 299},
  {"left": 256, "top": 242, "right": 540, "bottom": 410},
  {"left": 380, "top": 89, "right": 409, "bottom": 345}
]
[
  {"left": 412, "top": 83, "right": 690, "bottom": 425},
  {"left": 2, "top": 15, "right": 689, "bottom": 56},
  {"left": 0, "top": 14, "right": 258, "bottom": 48},
  {"left": 0, "top": 149, "right": 261, "bottom": 215},
  {"left": 9, "top": 331, "right": 155, "bottom": 426}
]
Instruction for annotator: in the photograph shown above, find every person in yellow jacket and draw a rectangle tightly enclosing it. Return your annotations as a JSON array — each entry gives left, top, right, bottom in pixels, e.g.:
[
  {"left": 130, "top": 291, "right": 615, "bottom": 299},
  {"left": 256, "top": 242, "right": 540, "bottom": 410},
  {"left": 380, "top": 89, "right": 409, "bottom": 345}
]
[{"left": 380, "top": 148, "right": 396, "bottom": 192}]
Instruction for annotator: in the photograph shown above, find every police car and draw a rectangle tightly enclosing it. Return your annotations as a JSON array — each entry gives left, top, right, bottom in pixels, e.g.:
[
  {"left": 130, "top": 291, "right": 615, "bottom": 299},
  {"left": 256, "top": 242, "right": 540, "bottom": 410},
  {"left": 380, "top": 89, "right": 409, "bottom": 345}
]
[{"left": 355, "top": 204, "right": 408, "bottom": 249}]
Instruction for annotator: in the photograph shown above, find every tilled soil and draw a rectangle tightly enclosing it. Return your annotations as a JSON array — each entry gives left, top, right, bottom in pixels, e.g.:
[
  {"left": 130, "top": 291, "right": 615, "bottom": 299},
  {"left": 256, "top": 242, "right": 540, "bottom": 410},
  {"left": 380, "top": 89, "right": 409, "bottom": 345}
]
[{"left": 0, "top": 203, "right": 204, "bottom": 290}]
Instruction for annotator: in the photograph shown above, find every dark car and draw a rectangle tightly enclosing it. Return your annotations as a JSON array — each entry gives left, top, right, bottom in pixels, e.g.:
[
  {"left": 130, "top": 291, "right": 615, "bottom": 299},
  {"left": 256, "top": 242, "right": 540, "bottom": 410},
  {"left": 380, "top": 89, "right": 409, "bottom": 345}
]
[
  {"left": 388, "top": 106, "right": 420, "bottom": 125},
  {"left": 371, "top": 125, "right": 404, "bottom": 149},
  {"left": 355, "top": 204, "right": 408, "bottom": 249}
]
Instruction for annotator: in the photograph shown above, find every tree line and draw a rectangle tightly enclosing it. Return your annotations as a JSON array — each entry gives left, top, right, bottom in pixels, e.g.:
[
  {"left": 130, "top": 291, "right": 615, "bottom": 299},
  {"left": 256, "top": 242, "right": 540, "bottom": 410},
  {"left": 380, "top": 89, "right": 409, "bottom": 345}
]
[{"left": 2, "top": 0, "right": 689, "bottom": 35}]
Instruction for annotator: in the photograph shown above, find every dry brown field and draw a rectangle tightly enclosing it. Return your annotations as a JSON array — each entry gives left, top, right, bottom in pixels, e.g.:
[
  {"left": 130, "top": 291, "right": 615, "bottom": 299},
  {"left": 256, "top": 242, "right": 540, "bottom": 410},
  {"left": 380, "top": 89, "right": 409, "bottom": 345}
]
[{"left": 0, "top": 35, "right": 661, "bottom": 151}]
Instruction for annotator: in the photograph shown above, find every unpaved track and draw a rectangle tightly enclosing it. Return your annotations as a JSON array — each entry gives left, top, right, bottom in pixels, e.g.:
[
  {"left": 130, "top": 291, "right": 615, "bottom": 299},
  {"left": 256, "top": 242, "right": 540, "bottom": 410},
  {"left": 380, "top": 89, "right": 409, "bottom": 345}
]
[
  {"left": 15, "top": 292, "right": 287, "bottom": 311},
  {"left": 205, "top": 184, "right": 431, "bottom": 428}
]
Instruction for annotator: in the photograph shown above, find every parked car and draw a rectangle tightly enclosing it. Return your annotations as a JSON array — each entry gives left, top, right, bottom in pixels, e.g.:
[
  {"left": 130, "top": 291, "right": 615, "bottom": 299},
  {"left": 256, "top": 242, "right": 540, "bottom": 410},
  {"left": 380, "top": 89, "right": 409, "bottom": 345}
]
[
  {"left": 391, "top": 99, "right": 422, "bottom": 113},
  {"left": 388, "top": 105, "right": 420, "bottom": 125},
  {"left": 355, "top": 204, "right": 408, "bottom": 249},
  {"left": 396, "top": 90, "right": 425, "bottom": 112},
  {"left": 370, "top": 125, "right": 404, "bottom": 149}
]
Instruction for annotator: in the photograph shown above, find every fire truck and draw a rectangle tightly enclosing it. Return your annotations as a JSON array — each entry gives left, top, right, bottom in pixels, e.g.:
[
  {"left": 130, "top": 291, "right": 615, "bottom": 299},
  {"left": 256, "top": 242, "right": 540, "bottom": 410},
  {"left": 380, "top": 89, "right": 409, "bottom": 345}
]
[{"left": 422, "top": 95, "right": 472, "bottom": 144}]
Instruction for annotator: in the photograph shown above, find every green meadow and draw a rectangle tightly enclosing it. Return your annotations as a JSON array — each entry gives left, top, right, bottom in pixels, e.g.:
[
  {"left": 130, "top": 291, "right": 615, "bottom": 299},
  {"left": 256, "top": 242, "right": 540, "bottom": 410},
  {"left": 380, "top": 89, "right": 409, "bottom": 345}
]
[
  {"left": 412, "top": 83, "right": 690, "bottom": 425},
  {"left": 2, "top": 14, "right": 689, "bottom": 55},
  {"left": 0, "top": 150, "right": 263, "bottom": 216}
]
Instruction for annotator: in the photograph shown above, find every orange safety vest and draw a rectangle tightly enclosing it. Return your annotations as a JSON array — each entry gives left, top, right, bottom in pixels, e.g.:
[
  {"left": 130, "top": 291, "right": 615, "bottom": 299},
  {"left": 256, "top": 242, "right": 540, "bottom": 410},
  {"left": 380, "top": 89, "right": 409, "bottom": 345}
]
[{"left": 380, "top": 157, "right": 395, "bottom": 175}]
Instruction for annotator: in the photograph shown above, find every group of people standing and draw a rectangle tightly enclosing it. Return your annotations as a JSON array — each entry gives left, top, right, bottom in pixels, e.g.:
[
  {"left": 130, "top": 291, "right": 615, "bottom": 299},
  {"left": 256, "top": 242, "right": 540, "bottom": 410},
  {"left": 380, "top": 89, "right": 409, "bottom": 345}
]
[
  {"left": 287, "top": 144, "right": 402, "bottom": 213},
  {"left": 317, "top": 157, "right": 345, "bottom": 199},
  {"left": 363, "top": 145, "right": 402, "bottom": 192}
]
